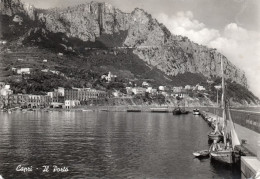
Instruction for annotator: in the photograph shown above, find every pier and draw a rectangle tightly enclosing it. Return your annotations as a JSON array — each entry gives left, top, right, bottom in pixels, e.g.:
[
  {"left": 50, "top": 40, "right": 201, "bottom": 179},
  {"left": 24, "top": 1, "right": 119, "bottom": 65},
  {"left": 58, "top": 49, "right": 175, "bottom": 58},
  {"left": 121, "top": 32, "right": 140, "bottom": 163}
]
[{"left": 200, "top": 107, "right": 260, "bottom": 178}]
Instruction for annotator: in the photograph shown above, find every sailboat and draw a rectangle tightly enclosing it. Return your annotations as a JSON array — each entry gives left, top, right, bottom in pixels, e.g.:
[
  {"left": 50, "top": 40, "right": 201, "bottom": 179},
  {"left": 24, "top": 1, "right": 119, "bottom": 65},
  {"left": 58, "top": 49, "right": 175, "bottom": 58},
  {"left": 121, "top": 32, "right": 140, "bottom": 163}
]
[{"left": 209, "top": 54, "right": 241, "bottom": 164}]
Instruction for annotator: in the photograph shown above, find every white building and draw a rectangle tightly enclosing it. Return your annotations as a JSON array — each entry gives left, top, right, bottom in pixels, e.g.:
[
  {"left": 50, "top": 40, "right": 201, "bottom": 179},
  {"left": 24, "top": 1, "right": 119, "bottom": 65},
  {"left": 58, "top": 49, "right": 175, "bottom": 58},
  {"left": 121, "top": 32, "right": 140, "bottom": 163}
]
[
  {"left": 173, "top": 86, "right": 183, "bottom": 93},
  {"left": 0, "top": 85, "right": 13, "bottom": 96},
  {"left": 126, "top": 87, "right": 133, "bottom": 95},
  {"left": 185, "top": 85, "right": 191, "bottom": 90},
  {"left": 17, "top": 68, "right": 31, "bottom": 74},
  {"left": 101, "top": 71, "right": 117, "bottom": 83},
  {"left": 13, "top": 15, "right": 23, "bottom": 24},
  {"left": 65, "top": 100, "right": 80, "bottom": 109},
  {"left": 146, "top": 87, "right": 157, "bottom": 95},
  {"left": 57, "top": 87, "right": 65, "bottom": 96},
  {"left": 158, "top": 86, "right": 165, "bottom": 91},
  {"left": 0, "top": 40, "right": 7, "bottom": 45},
  {"left": 142, "top": 81, "right": 149, "bottom": 87},
  {"left": 132, "top": 87, "right": 146, "bottom": 95},
  {"left": 197, "top": 85, "right": 206, "bottom": 91}
]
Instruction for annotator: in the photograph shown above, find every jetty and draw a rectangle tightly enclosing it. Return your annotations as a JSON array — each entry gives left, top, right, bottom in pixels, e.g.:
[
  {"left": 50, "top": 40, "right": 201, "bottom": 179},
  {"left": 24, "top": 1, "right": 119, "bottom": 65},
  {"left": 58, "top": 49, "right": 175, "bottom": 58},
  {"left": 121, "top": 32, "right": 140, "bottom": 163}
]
[{"left": 200, "top": 107, "right": 260, "bottom": 178}]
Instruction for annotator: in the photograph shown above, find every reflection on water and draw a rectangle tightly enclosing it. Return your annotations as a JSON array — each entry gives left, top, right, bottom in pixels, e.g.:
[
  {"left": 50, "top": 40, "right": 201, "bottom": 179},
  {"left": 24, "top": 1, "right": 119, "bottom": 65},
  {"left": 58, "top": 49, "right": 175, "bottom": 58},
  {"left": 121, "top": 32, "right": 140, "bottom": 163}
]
[{"left": 0, "top": 111, "right": 240, "bottom": 178}]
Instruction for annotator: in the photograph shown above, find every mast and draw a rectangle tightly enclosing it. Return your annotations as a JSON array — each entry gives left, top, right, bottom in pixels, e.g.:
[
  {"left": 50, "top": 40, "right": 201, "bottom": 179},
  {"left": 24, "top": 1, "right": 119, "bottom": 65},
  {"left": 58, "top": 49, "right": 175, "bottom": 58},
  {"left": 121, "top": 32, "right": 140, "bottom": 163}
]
[{"left": 221, "top": 54, "right": 227, "bottom": 145}]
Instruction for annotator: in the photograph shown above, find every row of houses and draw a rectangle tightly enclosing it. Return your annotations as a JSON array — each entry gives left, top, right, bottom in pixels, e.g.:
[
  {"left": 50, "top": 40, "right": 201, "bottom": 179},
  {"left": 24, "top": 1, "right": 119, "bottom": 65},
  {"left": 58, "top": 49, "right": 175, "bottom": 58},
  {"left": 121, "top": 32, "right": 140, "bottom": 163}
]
[
  {"left": 0, "top": 83, "right": 108, "bottom": 109},
  {"left": 125, "top": 84, "right": 206, "bottom": 97}
]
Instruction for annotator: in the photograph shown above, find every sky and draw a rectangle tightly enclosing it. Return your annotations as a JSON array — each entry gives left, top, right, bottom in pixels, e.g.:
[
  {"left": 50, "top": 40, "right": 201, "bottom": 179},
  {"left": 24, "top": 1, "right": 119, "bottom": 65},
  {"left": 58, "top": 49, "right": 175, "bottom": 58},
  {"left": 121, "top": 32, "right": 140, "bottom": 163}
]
[{"left": 22, "top": 0, "right": 260, "bottom": 98}]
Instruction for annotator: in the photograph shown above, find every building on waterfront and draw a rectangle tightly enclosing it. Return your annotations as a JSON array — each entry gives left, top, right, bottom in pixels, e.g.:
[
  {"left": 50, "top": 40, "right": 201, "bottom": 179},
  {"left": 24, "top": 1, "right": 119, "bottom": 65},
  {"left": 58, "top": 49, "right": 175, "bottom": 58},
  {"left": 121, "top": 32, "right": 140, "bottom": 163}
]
[
  {"left": 1, "top": 94, "right": 50, "bottom": 108},
  {"left": 47, "top": 87, "right": 65, "bottom": 108},
  {"left": 27, "top": 95, "right": 51, "bottom": 108},
  {"left": 64, "top": 100, "right": 80, "bottom": 109},
  {"left": 65, "top": 88, "right": 108, "bottom": 102}
]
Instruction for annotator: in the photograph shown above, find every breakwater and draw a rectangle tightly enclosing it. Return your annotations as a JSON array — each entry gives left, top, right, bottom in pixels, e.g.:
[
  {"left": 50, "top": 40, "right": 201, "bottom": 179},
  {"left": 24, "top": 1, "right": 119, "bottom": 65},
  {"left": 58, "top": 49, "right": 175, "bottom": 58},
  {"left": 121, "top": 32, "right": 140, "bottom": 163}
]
[{"left": 200, "top": 107, "right": 260, "bottom": 133}]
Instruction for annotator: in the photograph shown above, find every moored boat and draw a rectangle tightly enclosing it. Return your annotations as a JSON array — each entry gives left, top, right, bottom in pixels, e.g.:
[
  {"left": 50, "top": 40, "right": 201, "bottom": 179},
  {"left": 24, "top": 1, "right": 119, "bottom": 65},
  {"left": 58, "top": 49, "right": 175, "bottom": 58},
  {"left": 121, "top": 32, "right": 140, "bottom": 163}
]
[
  {"left": 210, "top": 148, "right": 233, "bottom": 164},
  {"left": 150, "top": 108, "right": 169, "bottom": 113},
  {"left": 172, "top": 108, "right": 182, "bottom": 115},
  {"left": 193, "top": 109, "right": 200, "bottom": 115},
  {"left": 127, "top": 109, "right": 141, "bottom": 112},
  {"left": 193, "top": 150, "right": 210, "bottom": 158}
]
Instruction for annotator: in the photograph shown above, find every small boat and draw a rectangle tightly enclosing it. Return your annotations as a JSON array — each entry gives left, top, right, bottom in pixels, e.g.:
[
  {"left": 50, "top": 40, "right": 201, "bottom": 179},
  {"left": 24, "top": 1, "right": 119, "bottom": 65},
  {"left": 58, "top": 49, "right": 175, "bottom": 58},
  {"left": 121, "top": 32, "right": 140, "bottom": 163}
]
[
  {"left": 127, "top": 109, "right": 141, "bottom": 112},
  {"left": 193, "top": 109, "right": 200, "bottom": 115},
  {"left": 150, "top": 108, "right": 169, "bottom": 113},
  {"left": 82, "top": 109, "right": 93, "bottom": 112},
  {"left": 180, "top": 110, "right": 189, "bottom": 114},
  {"left": 193, "top": 150, "right": 210, "bottom": 158},
  {"left": 172, "top": 108, "right": 182, "bottom": 115}
]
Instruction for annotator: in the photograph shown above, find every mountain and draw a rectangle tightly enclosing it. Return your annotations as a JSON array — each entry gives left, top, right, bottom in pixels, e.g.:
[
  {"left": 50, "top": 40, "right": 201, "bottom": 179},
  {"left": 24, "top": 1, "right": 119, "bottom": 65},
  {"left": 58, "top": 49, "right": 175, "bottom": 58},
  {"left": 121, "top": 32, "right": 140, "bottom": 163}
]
[
  {"left": 0, "top": 0, "right": 258, "bottom": 104},
  {"left": 33, "top": 2, "right": 247, "bottom": 87}
]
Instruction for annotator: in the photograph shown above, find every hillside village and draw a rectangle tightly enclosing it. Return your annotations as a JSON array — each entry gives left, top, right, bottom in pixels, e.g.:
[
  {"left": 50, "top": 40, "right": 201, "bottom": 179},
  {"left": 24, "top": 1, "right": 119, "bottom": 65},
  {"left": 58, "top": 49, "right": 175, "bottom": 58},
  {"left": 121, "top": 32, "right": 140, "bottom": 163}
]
[
  {"left": 0, "top": 69, "right": 209, "bottom": 110},
  {"left": 0, "top": 39, "right": 258, "bottom": 109}
]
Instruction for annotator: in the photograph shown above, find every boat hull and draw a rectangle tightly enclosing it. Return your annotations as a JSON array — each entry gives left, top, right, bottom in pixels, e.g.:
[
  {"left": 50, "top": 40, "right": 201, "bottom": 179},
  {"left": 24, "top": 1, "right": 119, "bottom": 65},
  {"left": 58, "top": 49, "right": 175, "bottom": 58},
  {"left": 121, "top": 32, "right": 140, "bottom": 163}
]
[
  {"left": 193, "top": 150, "right": 209, "bottom": 158},
  {"left": 127, "top": 110, "right": 141, "bottom": 112},
  {"left": 172, "top": 110, "right": 181, "bottom": 115},
  {"left": 210, "top": 151, "right": 233, "bottom": 164},
  {"left": 151, "top": 108, "right": 169, "bottom": 113}
]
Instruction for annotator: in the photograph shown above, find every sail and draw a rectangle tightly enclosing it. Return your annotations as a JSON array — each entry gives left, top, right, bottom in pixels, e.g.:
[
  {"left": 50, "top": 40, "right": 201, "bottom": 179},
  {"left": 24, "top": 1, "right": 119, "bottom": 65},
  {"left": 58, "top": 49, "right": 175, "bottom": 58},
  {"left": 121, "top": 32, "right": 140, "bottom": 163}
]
[{"left": 227, "top": 107, "right": 241, "bottom": 148}]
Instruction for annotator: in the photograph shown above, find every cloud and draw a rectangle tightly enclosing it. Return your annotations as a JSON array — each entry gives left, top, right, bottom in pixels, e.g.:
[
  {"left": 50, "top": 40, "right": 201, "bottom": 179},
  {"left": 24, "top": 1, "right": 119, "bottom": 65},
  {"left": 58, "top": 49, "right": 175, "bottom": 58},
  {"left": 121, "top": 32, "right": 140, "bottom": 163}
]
[
  {"left": 156, "top": 12, "right": 260, "bottom": 98},
  {"left": 156, "top": 11, "right": 220, "bottom": 45}
]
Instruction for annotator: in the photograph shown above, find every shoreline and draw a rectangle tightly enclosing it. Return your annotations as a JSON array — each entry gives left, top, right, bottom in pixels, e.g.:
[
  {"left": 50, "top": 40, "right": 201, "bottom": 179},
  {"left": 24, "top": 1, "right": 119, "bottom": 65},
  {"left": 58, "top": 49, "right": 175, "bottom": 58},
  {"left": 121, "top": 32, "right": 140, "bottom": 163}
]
[{"left": 2, "top": 104, "right": 260, "bottom": 113}]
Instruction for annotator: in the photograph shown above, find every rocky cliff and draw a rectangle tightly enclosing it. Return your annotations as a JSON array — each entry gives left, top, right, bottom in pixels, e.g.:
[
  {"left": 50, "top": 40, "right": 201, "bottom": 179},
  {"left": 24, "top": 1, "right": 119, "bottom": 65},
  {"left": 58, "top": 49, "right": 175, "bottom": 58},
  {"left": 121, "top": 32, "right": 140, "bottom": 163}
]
[
  {"left": 0, "top": 0, "right": 36, "bottom": 20},
  {"left": 0, "top": 0, "right": 247, "bottom": 87}
]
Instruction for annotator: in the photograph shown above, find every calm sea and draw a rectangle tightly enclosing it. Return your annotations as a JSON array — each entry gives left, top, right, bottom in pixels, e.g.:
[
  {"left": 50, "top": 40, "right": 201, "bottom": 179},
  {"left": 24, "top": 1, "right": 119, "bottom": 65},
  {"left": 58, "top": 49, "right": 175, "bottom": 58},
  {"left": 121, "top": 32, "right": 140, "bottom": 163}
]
[{"left": 0, "top": 111, "right": 240, "bottom": 179}]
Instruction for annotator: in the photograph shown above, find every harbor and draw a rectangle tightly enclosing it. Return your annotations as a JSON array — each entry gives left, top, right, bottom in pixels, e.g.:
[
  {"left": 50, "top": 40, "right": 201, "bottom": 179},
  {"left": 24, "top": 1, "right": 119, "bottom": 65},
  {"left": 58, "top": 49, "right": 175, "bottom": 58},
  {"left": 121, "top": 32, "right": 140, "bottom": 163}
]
[
  {"left": 0, "top": 0, "right": 259, "bottom": 178},
  {"left": 0, "top": 106, "right": 259, "bottom": 178},
  {"left": 0, "top": 110, "right": 242, "bottom": 178}
]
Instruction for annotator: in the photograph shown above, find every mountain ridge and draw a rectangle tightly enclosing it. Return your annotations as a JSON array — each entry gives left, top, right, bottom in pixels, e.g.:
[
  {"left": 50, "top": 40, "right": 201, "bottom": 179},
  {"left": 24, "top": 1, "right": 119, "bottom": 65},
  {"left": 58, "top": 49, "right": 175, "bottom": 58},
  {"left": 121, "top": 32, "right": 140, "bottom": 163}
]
[{"left": 0, "top": 0, "right": 248, "bottom": 88}]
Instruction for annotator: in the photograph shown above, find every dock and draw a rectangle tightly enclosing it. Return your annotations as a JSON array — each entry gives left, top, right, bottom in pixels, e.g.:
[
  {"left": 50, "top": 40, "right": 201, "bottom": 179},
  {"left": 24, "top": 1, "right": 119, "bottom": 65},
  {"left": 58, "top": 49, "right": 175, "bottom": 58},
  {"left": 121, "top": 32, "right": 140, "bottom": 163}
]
[{"left": 200, "top": 108, "right": 260, "bottom": 178}]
